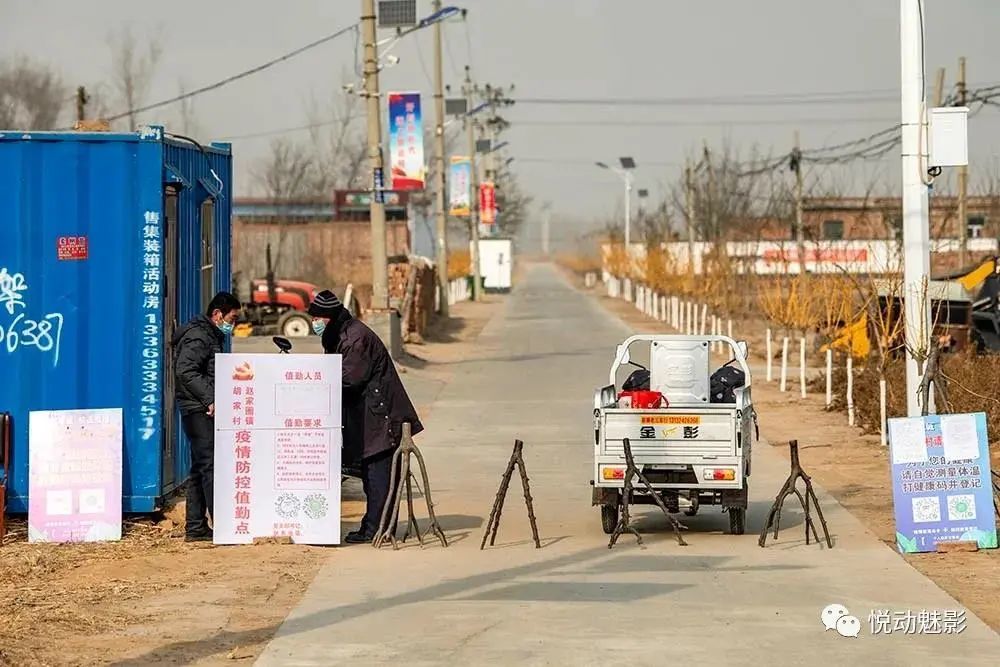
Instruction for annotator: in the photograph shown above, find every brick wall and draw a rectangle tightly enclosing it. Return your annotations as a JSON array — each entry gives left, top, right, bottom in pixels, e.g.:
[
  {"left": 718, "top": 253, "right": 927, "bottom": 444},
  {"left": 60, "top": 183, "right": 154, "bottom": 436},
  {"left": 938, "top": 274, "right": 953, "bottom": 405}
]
[{"left": 232, "top": 220, "right": 411, "bottom": 302}]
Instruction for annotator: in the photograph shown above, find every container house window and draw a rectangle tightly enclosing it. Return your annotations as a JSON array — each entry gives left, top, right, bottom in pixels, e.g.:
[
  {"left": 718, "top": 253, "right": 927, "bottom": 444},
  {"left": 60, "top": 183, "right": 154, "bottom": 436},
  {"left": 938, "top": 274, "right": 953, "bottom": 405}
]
[
  {"left": 968, "top": 216, "right": 985, "bottom": 239},
  {"left": 822, "top": 219, "right": 844, "bottom": 240},
  {"left": 200, "top": 198, "right": 215, "bottom": 311}
]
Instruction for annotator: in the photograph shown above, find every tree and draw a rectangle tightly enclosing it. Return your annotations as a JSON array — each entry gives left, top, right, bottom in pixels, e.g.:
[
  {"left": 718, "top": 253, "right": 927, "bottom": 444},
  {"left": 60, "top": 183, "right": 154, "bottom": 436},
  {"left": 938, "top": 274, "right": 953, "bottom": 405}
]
[
  {"left": 245, "top": 138, "right": 316, "bottom": 281},
  {"left": 0, "top": 56, "right": 66, "bottom": 129},
  {"left": 108, "top": 25, "right": 163, "bottom": 130},
  {"left": 494, "top": 163, "right": 531, "bottom": 237},
  {"left": 175, "top": 78, "right": 201, "bottom": 137},
  {"left": 304, "top": 84, "right": 368, "bottom": 194}
]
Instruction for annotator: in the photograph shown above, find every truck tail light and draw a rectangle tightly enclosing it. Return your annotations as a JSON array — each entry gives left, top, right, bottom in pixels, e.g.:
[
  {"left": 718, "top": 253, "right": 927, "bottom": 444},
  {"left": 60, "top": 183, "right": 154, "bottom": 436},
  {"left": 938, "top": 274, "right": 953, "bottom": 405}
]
[
  {"left": 703, "top": 468, "right": 736, "bottom": 481},
  {"left": 601, "top": 466, "right": 625, "bottom": 480}
]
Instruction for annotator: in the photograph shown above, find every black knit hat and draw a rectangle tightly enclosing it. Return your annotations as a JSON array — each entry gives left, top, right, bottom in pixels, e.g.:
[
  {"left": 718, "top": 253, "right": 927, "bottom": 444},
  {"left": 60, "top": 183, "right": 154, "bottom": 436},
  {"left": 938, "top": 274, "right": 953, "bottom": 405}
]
[{"left": 308, "top": 290, "right": 344, "bottom": 318}]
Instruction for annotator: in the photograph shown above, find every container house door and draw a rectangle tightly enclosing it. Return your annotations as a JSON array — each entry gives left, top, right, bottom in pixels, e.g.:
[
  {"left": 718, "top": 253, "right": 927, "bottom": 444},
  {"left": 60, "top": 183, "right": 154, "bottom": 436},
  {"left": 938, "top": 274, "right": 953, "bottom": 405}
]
[
  {"left": 162, "top": 189, "right": 179, "bottom": 488},
  {"left": 200, "top": 198, "right": 215, "bottom": 310}
]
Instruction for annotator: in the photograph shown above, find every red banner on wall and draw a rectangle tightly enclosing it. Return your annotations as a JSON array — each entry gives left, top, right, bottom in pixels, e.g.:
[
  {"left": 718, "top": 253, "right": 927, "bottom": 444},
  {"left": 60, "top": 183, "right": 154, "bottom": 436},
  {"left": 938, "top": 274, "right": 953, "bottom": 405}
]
[{"left": 479, "top": 181, "right": 496, "bottom": 225}]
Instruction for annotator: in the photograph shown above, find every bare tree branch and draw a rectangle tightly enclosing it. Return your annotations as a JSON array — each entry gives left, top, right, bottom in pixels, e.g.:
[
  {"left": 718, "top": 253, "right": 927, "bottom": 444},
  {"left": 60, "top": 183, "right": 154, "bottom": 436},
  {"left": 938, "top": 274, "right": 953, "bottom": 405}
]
[
  {"left": 0, "top": 55, "right": 67, "bottom": 130},
  {"left": 108, "top": 25, "right": 164, "bottom": 130}
]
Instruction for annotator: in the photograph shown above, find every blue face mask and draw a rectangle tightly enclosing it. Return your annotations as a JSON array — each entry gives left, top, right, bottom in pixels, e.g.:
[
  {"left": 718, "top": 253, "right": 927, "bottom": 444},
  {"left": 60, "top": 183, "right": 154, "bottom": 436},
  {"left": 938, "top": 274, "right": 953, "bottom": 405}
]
[
  {"left": 218, "top": 320, "right": 235, "bottom": 336},
  {"left": 312, "top": 320, "right": 327, "bottom": 335}
]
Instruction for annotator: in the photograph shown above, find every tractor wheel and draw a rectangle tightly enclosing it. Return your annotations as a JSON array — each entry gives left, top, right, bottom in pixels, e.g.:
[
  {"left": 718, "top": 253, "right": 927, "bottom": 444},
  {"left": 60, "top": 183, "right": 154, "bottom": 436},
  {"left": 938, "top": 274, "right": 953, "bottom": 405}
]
[{"left": 279, "top": 311, "right": 311, "bottom": 338}]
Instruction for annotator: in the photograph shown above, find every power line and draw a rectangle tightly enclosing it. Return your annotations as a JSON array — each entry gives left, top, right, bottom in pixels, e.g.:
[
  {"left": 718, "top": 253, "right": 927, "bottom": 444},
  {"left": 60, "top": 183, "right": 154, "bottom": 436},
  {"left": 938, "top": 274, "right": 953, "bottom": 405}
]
[
  {"left": 515, "top": 92, "right": 901, "bottom": 108},
  {"left": 105, "top": 22, "right": 358, "bottom": 122},
  {"left": 508, "top": 117, "right": 899, "bottom": 128}
]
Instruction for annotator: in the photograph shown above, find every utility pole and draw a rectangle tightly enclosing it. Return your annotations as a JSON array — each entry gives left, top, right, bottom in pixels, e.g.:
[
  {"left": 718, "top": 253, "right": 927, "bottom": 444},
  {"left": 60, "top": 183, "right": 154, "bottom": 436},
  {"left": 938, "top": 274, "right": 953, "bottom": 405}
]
[
  {"left": 431, "top": 0, "right": 449, "bottom": 317},
  {"left": 684, "top": 160, "right": 697, "bottom": 276},
  {"left": 957, "top": 56, "right": 969, "bottom": 269},
  {"left": 360, "top": 0, "right": 396, "bottom": 354},
  {"left": 464, "top": 66, "right": 482, "bottom": 301},
  {"left": 933, "top": 67, "right": 945, "bottom": 106},
  {"left": 75, "top": 86, "right": 89, "bottom": 122},
  {"left": 900, "top": 0, "right": 932, "bottom": 417},
  {"left": 792, "top": 130, "right": 807, "bottom": 274}
]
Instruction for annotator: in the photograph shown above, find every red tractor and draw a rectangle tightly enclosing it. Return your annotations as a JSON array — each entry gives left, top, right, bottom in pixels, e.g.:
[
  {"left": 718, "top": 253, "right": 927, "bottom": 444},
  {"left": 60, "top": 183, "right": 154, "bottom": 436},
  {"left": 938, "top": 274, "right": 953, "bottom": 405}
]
[{"left": 235, "top": 244, "right": 320, "bottom": 338}]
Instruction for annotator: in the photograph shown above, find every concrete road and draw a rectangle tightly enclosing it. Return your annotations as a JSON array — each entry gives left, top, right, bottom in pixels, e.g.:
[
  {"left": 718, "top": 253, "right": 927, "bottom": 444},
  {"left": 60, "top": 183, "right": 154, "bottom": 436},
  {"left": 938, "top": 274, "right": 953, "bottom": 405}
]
[{"left": 257, "top": 264, "right": 998, "bottom": 666}]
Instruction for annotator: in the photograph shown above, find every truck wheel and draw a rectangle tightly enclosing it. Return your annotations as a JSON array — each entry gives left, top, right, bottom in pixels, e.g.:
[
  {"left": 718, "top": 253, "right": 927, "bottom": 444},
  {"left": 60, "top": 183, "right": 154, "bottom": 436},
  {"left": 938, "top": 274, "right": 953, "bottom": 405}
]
[
  {"left": 728, "top": 507, "right": 746, "bottom": 535},
  {"left": 279, "top": 311, "right": 311, "bottom": 338},
  {"left": 601, "top": 503, "right": 619, "bottom": 534}
]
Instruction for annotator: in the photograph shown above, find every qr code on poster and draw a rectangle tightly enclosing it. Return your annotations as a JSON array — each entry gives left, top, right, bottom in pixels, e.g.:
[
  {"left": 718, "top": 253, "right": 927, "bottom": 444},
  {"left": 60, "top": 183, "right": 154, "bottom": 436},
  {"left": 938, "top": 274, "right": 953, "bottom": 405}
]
[
  {"left": 911, "top": 496, "right": 941, "bottom": 523},
  {"left": 947, "top": 494, "right": 977, "bottom": 521}
]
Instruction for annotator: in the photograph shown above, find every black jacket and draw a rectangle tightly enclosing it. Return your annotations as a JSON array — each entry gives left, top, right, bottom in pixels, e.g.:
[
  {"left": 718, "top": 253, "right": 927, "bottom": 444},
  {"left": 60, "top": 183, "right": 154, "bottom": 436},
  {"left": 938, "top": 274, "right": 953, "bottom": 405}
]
[
  {"left": 322, "top": 310, "right": 423, "bottom": 461},
  {"left": 174, "top": 315, "right": 224, "bottom": 416}
]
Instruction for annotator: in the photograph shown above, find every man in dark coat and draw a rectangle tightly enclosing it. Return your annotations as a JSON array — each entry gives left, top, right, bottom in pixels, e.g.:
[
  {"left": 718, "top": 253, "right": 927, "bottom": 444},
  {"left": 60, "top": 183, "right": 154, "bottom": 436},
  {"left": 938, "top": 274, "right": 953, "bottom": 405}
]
[
  {"left": 174, "top": 291, "right": 242, "bottom": 542},
  {"left": 309, "top": 290, "right": 423, "bottom": 543}
]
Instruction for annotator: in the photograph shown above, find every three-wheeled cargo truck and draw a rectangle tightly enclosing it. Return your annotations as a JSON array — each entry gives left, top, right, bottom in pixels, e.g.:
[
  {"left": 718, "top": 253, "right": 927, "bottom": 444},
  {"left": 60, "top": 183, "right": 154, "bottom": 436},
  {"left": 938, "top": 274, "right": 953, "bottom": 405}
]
[{"left": 592, "top": 335, "right": 756, "bottom": 534}]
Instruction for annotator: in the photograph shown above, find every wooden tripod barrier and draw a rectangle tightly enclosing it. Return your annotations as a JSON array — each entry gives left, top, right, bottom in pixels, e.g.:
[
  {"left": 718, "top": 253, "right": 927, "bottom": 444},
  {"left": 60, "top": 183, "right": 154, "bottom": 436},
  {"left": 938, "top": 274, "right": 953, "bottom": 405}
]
[
  {"left": 373, "top": 423, "right": 448, "bottom": 550},
  {"left": 608, "top": 438, "right": 688, "bottom": 549},
  {"left": 481, "top": 440, "right": 541, "bottom": 549},
  {"left": 758, "top": 439, "right": 833, "bottom": 548}
]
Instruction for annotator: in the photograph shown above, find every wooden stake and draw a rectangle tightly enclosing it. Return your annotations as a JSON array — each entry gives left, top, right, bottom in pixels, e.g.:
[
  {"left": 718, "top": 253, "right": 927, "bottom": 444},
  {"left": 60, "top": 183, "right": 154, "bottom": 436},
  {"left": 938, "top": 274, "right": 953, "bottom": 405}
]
[
  {"left": 780, "top": 337, "right": 790, "bottom": 392},
  {"left": 825, "top": 349, "right": 833, "bottom": 408},
  {"left": 799, "top": 337, "right": 807, "bottom": 398},
  {"left": 847, "top": 356, "right": 855, "bottom": 427}
]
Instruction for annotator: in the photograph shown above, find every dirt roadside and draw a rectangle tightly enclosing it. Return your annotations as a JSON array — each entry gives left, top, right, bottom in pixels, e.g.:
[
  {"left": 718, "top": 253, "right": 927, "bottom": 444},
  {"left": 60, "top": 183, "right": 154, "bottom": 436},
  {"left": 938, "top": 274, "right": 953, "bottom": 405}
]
[
  {"left": 0, "top": 296, "right": 504, "bottom": 667},
  {"left": 576, "top": 274, "right": 1000, "bottom": 633}
]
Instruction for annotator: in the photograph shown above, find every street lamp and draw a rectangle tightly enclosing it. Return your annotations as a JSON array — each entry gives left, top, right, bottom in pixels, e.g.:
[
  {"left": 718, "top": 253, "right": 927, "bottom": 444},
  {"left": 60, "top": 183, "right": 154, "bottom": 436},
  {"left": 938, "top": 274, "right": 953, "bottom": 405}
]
[{"left": 596, "top": 157, "right": 636, "bottom": 249}]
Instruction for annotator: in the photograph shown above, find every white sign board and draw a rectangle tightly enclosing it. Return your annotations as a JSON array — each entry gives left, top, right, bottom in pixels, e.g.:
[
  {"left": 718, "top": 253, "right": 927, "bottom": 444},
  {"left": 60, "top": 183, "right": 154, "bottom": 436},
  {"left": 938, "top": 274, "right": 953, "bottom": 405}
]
[
  {"left": 214, "top": 354, "right": 343, "bottom": 545},
  {"left": 28, "top": 408, "right": 123, "bottom": 543}
]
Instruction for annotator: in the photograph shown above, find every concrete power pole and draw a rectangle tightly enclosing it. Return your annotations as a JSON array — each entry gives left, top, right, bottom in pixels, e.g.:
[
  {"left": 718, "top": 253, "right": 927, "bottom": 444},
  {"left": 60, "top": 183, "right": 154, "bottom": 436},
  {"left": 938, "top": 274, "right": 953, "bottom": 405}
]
[
  {"left": 464, "top": 67, "right": 482, "bottom": 301},
  {"left": 900, "top": 0, "right": 932, "bottom": 417},
  {"left": 792, "top": 131, "right": 807, "bottom": 274},
  {"left": 684, "top": 161, "right": 697, "bottom": 276},
  {"left": 432, "top": 0, "right": 450, "bottom": 317},
  {"left": 361, "top": 0, "right": 390, "bottom": 317},
  {"left": 957, "top": 56, "right": 969, "bottom": 269}
]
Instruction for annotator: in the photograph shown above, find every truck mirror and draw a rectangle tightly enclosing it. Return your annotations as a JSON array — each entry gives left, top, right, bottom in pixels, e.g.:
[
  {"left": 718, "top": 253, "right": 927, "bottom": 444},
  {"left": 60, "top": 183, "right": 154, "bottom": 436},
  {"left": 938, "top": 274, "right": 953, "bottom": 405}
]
[{"left": 736, "top": 340, "right": 749, "bottom": 359}]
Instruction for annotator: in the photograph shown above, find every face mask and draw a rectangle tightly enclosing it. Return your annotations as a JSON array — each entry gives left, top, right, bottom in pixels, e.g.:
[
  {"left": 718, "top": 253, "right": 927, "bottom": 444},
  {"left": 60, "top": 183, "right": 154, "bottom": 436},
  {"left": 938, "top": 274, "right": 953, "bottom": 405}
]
[
  {"left": 218, "top": 321, "right": 235, "bottom": 336},
  {"left": 312, "top": 320, "right": 327, "bottom": 335}
]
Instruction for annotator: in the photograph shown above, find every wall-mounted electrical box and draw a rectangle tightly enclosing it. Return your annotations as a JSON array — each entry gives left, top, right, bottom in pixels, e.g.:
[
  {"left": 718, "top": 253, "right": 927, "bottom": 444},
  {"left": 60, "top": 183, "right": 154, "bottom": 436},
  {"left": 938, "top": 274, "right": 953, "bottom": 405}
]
[{"left": 929, "top": 106, "right": 969, "bottom": 168}]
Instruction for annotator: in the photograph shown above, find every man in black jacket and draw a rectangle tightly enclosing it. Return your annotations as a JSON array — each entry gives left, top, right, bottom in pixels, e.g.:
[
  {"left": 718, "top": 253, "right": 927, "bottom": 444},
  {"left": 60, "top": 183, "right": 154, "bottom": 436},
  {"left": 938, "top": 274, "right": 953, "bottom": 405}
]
[
  {"left": 308, "top": 290, "right": 423, "bottom": 543},
  {"left": 174, "top": 291, "right": 241, "bottom": 542}
]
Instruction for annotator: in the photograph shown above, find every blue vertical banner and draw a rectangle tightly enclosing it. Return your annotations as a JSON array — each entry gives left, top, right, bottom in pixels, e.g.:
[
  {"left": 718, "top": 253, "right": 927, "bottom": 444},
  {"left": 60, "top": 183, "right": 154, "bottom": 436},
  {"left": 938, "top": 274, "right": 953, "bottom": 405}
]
[
  {"left": 387, "top": 91, "right": 425, "bottom": 191},
  {"left": 888, "top": 412, "right": 997, "bottom": 553},
  {"left": 449, "top": 156, "right": 471, "bottom": 217}
]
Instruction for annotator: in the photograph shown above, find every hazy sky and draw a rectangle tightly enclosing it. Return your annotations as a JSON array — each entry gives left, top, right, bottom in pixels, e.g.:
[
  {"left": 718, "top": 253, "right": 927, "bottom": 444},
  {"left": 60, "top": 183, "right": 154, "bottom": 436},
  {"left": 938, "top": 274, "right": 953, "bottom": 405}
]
[{"left": 4, "top": 0, "right": 1000, "bottom": 248}]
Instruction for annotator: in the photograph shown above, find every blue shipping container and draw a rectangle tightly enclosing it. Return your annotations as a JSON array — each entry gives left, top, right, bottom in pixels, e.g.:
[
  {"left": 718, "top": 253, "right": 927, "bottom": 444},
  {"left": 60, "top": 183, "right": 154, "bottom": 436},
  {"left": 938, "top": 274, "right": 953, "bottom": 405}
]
[{"left": 0, "top": 126, "right": 232, "bottom": 512}]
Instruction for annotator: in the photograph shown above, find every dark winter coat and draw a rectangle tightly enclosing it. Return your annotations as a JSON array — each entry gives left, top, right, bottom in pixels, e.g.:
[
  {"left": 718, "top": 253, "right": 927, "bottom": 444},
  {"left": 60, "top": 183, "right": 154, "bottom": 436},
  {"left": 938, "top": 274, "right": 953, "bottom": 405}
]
[
  {"left": 174, "top": 315, "right": 225, "bottom": 416},
  {"left": 321, "top": 309, "right": 423, "bottom": 462}
]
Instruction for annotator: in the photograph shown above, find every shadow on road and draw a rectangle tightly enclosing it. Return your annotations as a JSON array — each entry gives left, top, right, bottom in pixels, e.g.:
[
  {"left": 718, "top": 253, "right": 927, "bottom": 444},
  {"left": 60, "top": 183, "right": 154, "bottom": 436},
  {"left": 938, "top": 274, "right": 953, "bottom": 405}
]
[{"left": 111, "top": 545, "right": 656, "bottom": 666}]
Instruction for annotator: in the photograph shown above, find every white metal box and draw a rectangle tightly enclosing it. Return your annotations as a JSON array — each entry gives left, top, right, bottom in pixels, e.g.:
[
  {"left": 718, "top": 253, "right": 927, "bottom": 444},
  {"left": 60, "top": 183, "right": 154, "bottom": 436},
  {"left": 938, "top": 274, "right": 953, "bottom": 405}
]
[
  {"left": 929, "top": 106, "right": 969, "bottom": 168},
  {"left": 649, "top": 339, "right": 710, "bottom": 405}
]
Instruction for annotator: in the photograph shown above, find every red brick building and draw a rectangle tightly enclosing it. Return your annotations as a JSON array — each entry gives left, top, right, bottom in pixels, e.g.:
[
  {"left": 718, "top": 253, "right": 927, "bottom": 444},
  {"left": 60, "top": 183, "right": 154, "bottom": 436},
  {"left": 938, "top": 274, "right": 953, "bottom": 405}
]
[{"left": 746, "top": 196, "right": 1000, "bottom": 242}]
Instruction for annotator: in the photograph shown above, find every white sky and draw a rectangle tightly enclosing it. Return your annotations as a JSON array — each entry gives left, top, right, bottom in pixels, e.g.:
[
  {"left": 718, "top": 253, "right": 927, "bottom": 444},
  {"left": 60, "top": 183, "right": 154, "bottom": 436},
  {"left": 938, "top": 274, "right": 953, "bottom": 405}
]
[{"left": 4, "top": 0, "right": 1000, "bottom": 248}]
